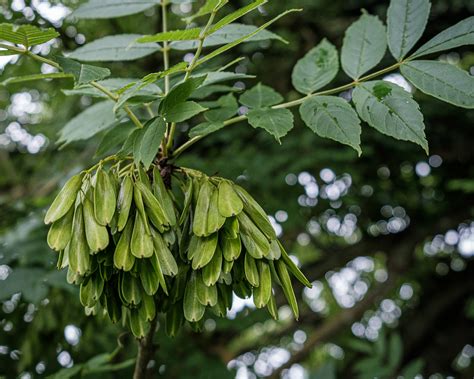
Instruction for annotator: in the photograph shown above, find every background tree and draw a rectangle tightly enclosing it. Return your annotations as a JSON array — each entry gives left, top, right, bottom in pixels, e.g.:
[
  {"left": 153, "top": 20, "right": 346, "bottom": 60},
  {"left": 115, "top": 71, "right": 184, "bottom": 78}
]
[{"left": 0, "top": 0, "right": 473, "bottom": 378}]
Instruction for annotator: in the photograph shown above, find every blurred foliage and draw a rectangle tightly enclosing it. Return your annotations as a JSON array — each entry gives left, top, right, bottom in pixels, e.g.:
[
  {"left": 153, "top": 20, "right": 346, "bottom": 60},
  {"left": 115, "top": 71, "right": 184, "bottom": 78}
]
[{"left": 0, "top": 0, "right": 473, "bottom": 378}]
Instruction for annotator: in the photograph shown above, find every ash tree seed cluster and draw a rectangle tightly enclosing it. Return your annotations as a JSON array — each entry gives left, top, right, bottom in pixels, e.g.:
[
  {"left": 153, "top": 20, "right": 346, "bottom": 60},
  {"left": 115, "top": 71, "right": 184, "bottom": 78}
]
[{"left": 44, "top": 159, "right": 311, "bottom": 338}]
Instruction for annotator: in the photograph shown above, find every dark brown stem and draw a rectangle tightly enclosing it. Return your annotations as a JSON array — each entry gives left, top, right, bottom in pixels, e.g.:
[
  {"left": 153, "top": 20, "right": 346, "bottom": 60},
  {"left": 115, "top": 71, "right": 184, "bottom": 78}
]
[{"left": 133, "top": 316, "right": 158, "bottom": 379}]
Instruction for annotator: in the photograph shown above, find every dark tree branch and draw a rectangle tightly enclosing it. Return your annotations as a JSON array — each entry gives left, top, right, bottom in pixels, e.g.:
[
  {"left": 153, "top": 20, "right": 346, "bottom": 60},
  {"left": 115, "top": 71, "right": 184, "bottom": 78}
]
[{"left": 133, "top": 316, "right": 159, "bottom": 379}]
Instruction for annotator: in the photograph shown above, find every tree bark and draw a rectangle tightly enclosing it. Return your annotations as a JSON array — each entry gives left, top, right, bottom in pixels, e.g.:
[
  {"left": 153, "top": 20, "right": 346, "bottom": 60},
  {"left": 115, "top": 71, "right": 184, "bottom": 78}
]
[{"left": 133, "top": 316, "right": 158, "bottom": 379}]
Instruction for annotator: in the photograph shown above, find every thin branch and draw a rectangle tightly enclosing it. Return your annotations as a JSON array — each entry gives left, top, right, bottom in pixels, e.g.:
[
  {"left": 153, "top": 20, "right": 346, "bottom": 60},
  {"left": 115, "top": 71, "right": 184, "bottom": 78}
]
[
  {"left": 165, "top": 7, "right": 219, "bottom": 154},
  {"left": 133, "top": 316, "right": 159, "bottom": 379},
  {"left": 170, "top": 62, "right": 403, "bottom": 159}
]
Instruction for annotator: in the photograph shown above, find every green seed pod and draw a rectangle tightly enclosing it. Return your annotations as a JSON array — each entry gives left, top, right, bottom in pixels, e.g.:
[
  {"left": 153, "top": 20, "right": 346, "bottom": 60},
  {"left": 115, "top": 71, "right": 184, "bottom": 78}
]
[
  {"left": 191, "top": 234, "right": 218, "bottom": 270},
  {"left": 253, "top": 261, "right": 272, "bottom": 308},
  {"left": 193, "top": 179, "right": 213, "bottom": 237},
  {"left": 222, "top": 258, "right": 234, "bottom": 274},
  {"left": 238, "top": 212, "right": 270, "bottom": 259},
  {"left": 202, "top": 245, "right": 222, "bottom": 286},
  {"left": 136, "top": 181, "right": 170, "bottom": 229},
  {"left": 117, "top": 176, "right": 134, "bottom": 232},
  {"left": 275, "top": 260, "right": 299, "bottom": 319},
  {"left": 218, "top": 283, "right": 233, "bottom": 310},
  {"left": 244, "top": 253, "right": 259, "bottom": 287},
  {"left": 218, "top": 180, "right": 243, "bottom": 218},
  {"left": 266, "top": 240, "right": 282, "bottom": 260},
  {"left": 44, "top": 173, "right": 84, "bottom": 224},
  {"left": 104, "top": 290, "right": 122, "bottom": 323},
  {"left": 137, "top": 165, "right": 152, "bottom": 190},
  {"left": 206, "top": 186, "right": 226, "bottom": 235},
  {"left": 132, "top": 182, "right": 151, "bottom": 235},
  {"left": 278, "top": 241, "right": 312, "bottom": 288},
  {"left": 165, "top": 302, "right": 185, "bottom": 337},
  {"left": 183, "top": 271, "right": 205, "bottom": 322},
  {"left": 179, "top": 177, "right": 193, "bottom": 225},
  {"left": 120, "top": 272, "right": 142, "bottom": 307},
  {"left": 149, "top": 249, "right": 168, "bottom": 295},
  {"left": 69, "top": 204, "right": 91, "bottom": 276},
  {"left": 169, "top": 264, "right": 190, "bottom": 304},
  {"left": 234, "top": 185, "right": 276, "bottom": 240},
  {"left": 153, "top": 166, "right": 177, "bottom": 226},
  {"left": 79, "top": 275, "right": 104, "bottom": 308},
  {"left": 140, "top": 294, "right": 156, "bottom": 322},
  {"left": 94, "top": 168, "right": 116, "bottom": 226},
  {"left": 220, "top": 234, "right": 242, "bottom": 261},
  {"left": 129, "top": 308, "right": 149, "bottom": 338},
  {"left": 187, "top": 234, "right": 199, "bottom": 260},
  {"left": 196, "top": 272, "right": 218, "bottom": 307},
  {"left": 151, "top": 229, "right": 178, "bottom": 277},
  {"left": 267, "top": 292, "right": 279, "bottom": 320},
  {"left": 233, "top": 280, "right": 252, "bottom": 299},
  {"left": 139, "top": 258, "right": 160, "bottom": 296},
  {"left": 83, "top": 196, "right": 109, "bottom": 253},
  {"left": 113, "top": 218, "right": 135, "bottom": 271},
  {"left": 222, "top": 216, "right": 239, "bottom": 239},
  {"left": 131, "top": 213, "right": 154, "bottom": 258},
  {"left": 66, "top": 266, "right": 83, "bottom": 285},
  {"left": 47, "top": 205, "right": 74, "bottom": 251}
]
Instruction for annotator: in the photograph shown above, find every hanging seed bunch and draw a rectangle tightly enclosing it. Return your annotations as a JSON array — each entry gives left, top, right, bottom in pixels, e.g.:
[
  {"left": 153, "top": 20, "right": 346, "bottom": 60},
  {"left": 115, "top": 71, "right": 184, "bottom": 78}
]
[{"left": 44, "top": 160, "right": 311, "bottom": 338}]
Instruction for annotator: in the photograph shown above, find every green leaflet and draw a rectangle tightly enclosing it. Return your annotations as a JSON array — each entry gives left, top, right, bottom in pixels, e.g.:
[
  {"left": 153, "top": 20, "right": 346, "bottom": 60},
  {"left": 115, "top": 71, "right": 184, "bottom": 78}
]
[
  {"left": 44, "top": 173, "right": 84, "bottom": 224},
  {"left": 72, "top": 0, "right": 161, "bottom": 20},
  {"left": 0, "top": 23, "right": 59, "bottom": 47},
  {"left": 341, "top": 13, "right": 387, "bottom": 79},
  {"left": 387, "top": 0, "right": 430, "bottom": 60},
  {"left": 134, "top": 118, "right": 166, "bottom": 169},
  {"left": 240, "top": 83, "right": 283, "bottom": 108},
  {"left": 67, "top": 34, "right": 161, "bottom": 62},
  {"left": 411, "top": 16, "right": 474, "bottom": 58},
  {"left": 400, "top": 60, "right": 474, "bottom": 109},
  {"left": 164, "top": 101, "right": 207, "bottom": 123},
  {"left": 57, "top": 56, "right": 111, "bottom": 86},
  {"left": 352, "top": 81, "right": 428, "bottom": 153},
  {"left": 300, "top": 96, "right": 362, "bottom": 154},
  {"left": 247, "top": 108, "right": 294, "bottom": 144},
  {"left": 292, "top": 38, "right": 339, "bottom": 94}
]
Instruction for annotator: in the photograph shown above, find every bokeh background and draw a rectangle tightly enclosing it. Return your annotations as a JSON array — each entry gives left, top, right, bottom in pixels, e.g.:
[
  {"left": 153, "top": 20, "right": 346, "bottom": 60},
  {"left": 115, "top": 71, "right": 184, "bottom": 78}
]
[{"left": 1, "top": 0, "right": 473, "bottom": 378}]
